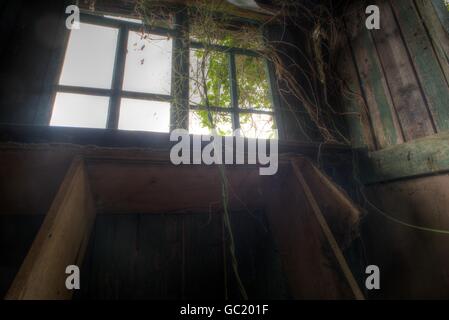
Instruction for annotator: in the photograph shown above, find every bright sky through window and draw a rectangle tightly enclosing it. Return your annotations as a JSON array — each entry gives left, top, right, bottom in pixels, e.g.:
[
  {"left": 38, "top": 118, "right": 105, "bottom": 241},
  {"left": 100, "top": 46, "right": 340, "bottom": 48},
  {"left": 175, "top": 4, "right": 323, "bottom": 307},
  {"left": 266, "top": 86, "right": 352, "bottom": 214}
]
[
  {"left": 50, "top": 93, "right": 109, "bottom": 128},
  {"left": 59, "top": 23, "right": 118, "bottom": 89},
  {"left": 123, "top": 32, "right": 172, "bottom": 95},
  {"left": 118, "top": 99, "right": 170, "bottom": 132}
]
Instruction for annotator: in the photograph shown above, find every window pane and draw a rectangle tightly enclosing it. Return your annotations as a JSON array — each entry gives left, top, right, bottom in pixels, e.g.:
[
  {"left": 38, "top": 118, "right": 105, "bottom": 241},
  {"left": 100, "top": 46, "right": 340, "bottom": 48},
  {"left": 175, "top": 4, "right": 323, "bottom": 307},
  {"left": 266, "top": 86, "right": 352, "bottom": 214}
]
[
  {"left": 236, "top": 55, "right": 272, "bottom": 111},
  {"left": 50, "top": 92, "right": 109, "bottom": 128},
  {"left": 240, "top": 113, "right": 277, "bottom": 139},
  {"left": 123, "top": 32, "right": 172, "bottom": 95},
  {"left": 118, "top": 98, "right": 170, "bottom": 132},
  {"left": 190, "top": 49, "right": 231, "bottom": 108},
  {"left": 59, "top": 23, "right": 118, "bottom": 89},
  {"left": 189, "top": 110, "right": 233, "bottom": 136}
]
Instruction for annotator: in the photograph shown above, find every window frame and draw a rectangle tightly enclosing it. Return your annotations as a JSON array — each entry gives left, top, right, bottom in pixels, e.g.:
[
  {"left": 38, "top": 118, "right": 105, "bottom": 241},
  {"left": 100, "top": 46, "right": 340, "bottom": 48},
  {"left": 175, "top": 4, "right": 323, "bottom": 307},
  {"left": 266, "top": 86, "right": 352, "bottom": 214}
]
[{"left": 51, "top": 11, "right": 283, "bottom": 137}]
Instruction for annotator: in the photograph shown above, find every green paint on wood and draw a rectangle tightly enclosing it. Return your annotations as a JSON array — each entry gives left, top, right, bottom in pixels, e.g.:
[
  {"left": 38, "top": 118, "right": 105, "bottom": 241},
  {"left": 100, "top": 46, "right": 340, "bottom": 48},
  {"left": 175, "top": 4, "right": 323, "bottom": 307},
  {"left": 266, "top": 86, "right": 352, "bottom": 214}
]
[
  {"left": 346, "top": 7, "right": 402, "bottom": 148},
  {"left": 340, "top": 44, "right": 375, "bottom": 150},
  {"left": 432, "top": 0, "right": 449, "bottom": 34},
  {"left": 373, "top": 0, "right": 435, "bottom": 140},
  {"left": 392, "top": 0, "right": 449, "bottom": 132},
  {"left": 416, "top": 0, "right": 449, "bottom": 85},
  {"left": 359, "top": 131, "right": 449, "bottom": 184}
]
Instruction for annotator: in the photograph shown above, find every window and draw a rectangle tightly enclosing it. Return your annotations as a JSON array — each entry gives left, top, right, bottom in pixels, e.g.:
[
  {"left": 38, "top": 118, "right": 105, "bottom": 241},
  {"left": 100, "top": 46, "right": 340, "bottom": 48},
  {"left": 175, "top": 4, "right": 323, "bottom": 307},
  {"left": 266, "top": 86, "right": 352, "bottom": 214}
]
[
  {"left": 188, "top": 45, "right": 277, "bottom": 138},
  {"left": 50, "top": 13, "right": 279, "bottom": 138},
  {"left": 51, "top": 15, "right": 173, "bottom": 132}
]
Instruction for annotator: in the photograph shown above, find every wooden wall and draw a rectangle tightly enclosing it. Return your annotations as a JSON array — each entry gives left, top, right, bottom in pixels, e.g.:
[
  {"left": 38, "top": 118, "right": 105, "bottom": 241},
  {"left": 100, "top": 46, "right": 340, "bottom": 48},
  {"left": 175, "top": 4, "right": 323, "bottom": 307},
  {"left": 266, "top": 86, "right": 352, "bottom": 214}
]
[
  {"left": 75, "top": 211, "right": 290, "bottom": 300},
  {"left": 0, "top": 215, "right": 45, "bottom": 297},
  {"left": 361, "top": 174, "right": 449, "bottom": 299},
  {"left": 341, "top": 0, "right": 449, "bottom": 151},
  {"left": 340, "top": 0, "right": 449, "bottom": 299}
]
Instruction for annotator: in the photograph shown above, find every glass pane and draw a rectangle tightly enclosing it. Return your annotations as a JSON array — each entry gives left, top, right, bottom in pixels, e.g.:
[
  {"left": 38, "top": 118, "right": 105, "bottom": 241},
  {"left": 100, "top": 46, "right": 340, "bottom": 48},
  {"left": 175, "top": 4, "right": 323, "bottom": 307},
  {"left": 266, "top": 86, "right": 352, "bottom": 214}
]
[
  {"left": 118, "top": 98, "right": 170, "bottom": 132},
  {"left": 240, "top": 113, "right": 277, "bottom": 139},
  {"left": 189, "top": 49, "right": 231, "bottom": 108},
  {"left": 50, "top": 92, "right": 109, "bottom": 128},
  {"left": 123, "top": 32, "right": 172, "bottom": 95},
  {"left": 189, "top": 110, "right": 233, "bottom": 136},
  {"left": 236, "top": 55, "right": 272, "bottom": 111},
  {"left": 59, "top": 23, "right": 118, "bottom": 89}
]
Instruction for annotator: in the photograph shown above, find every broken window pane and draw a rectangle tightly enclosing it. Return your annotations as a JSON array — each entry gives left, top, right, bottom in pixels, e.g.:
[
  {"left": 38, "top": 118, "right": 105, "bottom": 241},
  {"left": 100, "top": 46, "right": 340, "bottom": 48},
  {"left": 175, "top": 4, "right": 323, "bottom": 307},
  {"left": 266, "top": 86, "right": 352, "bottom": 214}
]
[
  {"left": 123, "top": 32, "right": 172, "bottom": 95},
  {"left": 59, "top": 23, "right": 118, "bottom": 89},
  {"left": 118, "top": 98, "right": 170, "bottom": 132},
  {"left": 50, "top": 92, "right": 109, "bottom": 128}
]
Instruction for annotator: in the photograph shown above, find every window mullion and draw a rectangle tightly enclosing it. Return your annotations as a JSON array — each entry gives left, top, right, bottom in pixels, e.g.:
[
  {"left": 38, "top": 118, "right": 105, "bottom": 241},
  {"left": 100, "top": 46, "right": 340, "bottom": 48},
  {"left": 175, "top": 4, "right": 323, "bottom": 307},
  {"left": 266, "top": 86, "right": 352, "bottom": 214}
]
[
  {"left": 265, "top": 58, "right": 284, "bottom": 139},
  {"left": 170, "top": 8, "right": 190, "bottom": 131},
  {"left": 228, "top": 51, "right": 240, "bottom": 131},
  {"left": 107, "top": 25, "right": 128, "bottom": 129}
]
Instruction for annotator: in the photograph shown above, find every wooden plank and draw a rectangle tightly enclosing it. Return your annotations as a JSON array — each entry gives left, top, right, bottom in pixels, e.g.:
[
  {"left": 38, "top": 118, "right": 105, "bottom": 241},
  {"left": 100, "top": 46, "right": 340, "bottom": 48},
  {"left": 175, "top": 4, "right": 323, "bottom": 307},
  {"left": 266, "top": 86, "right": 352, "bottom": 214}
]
[
  {"left": 339, "top": 36, "right": 376, "bottom": 150},
  {"left": 0, "top": 124, "right": 352, "bottom": 156},
  {"left": 262, "top": 165, "right": 359, "bottom": 299},
  {"left": 291, "top": 159, "right": 364, "bottom": 300},
  {"left": 416, "top": 0, "right": 449, "bottom": 85},
  {"left": 392, "top": 0, "right": 449, "bottom": 132},
  {"left": 359, "top": 131, "right": 449, "bottom": 184},
  {"left": 5, "top": 157, "right": 96, "bottom": 300},
  {"left": 295, "top": 157, "right": 362, "bottom": 249},
  {"left": 183, "top": 213, "right": 224, "bottom": 299},
  {"left": 88, "top": 162, "right": 265, "bottom": 214},
  {"left": 345, "top": 3, "right": 403, "bottom": 148},
  {"left": 432, "top": 0, "right": 449, "bottom": 33},
  {"left": 372, "top": 0, "right": 435, "bottom": 140}
]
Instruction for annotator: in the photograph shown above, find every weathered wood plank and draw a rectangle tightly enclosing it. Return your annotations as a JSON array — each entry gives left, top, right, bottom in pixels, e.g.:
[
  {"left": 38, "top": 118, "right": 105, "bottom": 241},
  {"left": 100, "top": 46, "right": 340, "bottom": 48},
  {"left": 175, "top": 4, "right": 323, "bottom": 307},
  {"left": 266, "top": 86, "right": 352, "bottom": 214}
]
[
  {"left": 432, "top": 0, "right": 449, "bottom": 34},
  {"left": 345, "top": 3, "right": 403, "bottom": 148},
  {"left": 372, "top": 0, "right": 435, "bottom": 140},
  {"left": 5, "top": 157, "right": 96, "bottom": 300},
  {"left": 339, "top": 36, "right": 376, "bottom": 150},
  {"left": 295, "top": 157, "right": 362, "bottom": 249},
  {"left": 263, "top": 163, "right": 361, "bottom": 299},
  {"left": 392, "top": 0, "right": 449, "bottom": 132},
  {"left": 291, "top": 159, "right": 364, "bottom": 300},
  {"left": 415, "top": 0, "right": 449, "bottom": 85},
  {"left": 359, "top": 131, "right": 449, "bottom": 184}
]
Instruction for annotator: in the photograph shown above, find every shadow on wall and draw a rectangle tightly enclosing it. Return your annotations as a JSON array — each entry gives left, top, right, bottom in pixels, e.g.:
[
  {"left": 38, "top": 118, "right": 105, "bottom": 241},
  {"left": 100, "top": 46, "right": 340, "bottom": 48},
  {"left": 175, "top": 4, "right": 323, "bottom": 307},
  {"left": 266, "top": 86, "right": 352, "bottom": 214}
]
[{"left": 361, "top": 173, "right": 449, "bottom": 299}]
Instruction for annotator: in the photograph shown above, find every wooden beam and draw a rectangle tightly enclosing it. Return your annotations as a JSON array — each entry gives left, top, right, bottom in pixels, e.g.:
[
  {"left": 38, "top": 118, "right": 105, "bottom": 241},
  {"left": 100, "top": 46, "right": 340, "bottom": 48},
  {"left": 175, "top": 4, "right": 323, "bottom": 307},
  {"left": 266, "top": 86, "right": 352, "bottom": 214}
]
[
  {"left": 78, "top": 0, "right": 272, "bottom": 23},
  {"left": 5, "top": 157, "right": 96, "bottom": 300},
  {"left": 291, "top": 159, "right": 364, "bottom": 300},
  {"left": 294, "top": 157, "right": 362, "bottom": 249},
  {"left": 359, "top": 131, "right": 449, "bottom": 184}
]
